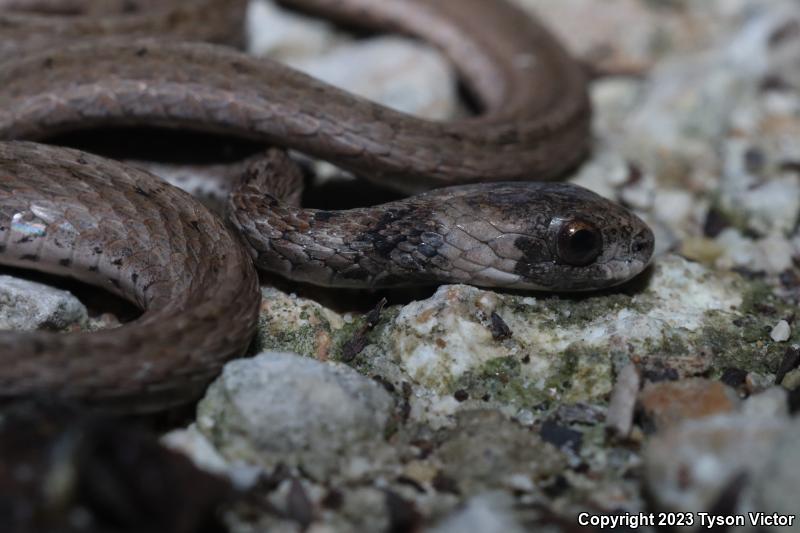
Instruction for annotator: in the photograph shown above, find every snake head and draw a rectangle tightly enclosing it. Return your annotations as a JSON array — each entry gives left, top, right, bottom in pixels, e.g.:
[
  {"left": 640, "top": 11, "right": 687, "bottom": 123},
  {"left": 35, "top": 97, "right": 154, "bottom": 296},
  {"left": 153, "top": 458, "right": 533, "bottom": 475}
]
[{"left": 416, "top": 182, "right": 654, "bottom": 291}]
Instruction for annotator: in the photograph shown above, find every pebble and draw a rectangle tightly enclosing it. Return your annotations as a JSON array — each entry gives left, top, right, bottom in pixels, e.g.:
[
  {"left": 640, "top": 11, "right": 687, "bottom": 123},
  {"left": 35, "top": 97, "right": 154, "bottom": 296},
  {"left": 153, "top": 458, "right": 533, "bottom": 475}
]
[
  {"left": 638, "top": 379, "right": 740, "bottom": 431},
  {"left": 644, "top": 413, "right": 788, "bottom": 512},
  {"left": 428, "top": 492, "right": 525, "bottom": 533},
  {"left": 0, "top": 275, "right": 87, "bottom": 332},
  {"left": 196, "top": 351, "right": 394, "bottom": 479},
  {"left": 749, "top": 418, "right": 800, "bottom": 531},
  {"left": 770, "top": 320, "right": 791, "bottom": 342},
  {"left": 248, "top": 0, "right": 455, "bottom": 120}
]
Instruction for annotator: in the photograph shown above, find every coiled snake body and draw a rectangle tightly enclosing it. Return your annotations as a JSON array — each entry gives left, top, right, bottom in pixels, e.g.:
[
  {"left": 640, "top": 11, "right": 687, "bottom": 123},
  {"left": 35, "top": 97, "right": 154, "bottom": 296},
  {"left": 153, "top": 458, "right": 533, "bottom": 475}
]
[{"left": 0, "top": 0, "right": 654, "bottom": 410}]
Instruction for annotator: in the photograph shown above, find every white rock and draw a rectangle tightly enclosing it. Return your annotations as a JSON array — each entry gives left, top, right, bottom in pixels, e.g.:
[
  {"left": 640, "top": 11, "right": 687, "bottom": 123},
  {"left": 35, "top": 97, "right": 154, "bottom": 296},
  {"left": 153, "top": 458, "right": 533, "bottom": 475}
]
[
  {"left": 247, "top": 1, "right": 455, "bottom": 120},
  {"left": 644, "top": 413, "right": 788, "bottom": 513},
  {"left": 428, "top": 492, "right": 525, "bottom": 533},
  {"left": 0, "top": 275, "right": 87, "bottom": 331},
  {"left": 749, "top": 418, "right": 800, "bottom": 531},
  {"left": 770, "top": 320, "right": 791, "bottom": 342},
  {"left": 197, "top": 351, "right": 394, "bottom": 478}
]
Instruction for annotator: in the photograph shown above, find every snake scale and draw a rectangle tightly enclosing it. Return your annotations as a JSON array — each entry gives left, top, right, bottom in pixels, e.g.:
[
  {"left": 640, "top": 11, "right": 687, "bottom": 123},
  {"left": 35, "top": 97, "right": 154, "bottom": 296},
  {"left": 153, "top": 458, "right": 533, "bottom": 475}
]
[{"left": 0, "top": 0, "right": 654, "bottom": 411}]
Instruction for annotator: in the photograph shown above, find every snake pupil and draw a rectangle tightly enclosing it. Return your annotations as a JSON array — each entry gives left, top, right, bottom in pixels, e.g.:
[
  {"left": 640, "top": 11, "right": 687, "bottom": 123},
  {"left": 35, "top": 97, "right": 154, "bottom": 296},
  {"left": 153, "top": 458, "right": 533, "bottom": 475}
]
[{"left": 556, "top": 219, "right": 603, "bottom": 266}]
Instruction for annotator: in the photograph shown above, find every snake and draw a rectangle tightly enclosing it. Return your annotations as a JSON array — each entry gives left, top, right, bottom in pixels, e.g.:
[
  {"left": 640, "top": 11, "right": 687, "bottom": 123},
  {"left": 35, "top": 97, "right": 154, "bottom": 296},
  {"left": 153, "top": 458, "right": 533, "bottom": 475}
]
[{"left": 0, "top": 0, "right": 655, "bottom": 411}]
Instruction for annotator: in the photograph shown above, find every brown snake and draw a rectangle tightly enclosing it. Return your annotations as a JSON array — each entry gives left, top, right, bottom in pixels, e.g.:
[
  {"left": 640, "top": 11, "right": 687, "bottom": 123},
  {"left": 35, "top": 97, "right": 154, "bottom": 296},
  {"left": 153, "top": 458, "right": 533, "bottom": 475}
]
[{"left": 0, "top": 0, "right": 654, "bottom": 411}]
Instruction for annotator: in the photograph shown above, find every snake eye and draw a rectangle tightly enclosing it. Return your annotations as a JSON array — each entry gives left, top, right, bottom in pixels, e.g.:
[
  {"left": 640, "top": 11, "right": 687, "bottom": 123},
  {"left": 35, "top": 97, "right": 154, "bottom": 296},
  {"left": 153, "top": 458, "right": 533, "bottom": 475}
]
[{"left": 555, "top": 219, "right": 603, "bottom": 266}]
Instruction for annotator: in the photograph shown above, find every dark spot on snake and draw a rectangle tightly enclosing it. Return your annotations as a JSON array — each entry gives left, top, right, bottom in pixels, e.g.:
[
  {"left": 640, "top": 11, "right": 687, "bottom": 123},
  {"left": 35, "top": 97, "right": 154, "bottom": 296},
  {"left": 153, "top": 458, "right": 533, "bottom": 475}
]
[
  {"left": 417, "top": 243, "right": 437, "bottom": 258},
  {"left": 58, "top": 258, "right": 71, "bottom": 267},
  {"left": 20, "top": 254, "right": 39, "bottom": 262},
  {"left": 512, "top": 236, "right": 549, "bottom": 277},
  {"left": 131, "top": 272, "right": 139, "bottom": 284},
  {"left": 189, "top": 220, "right": 201, "bottom": 232},
  {"left": 136, "top": 48, "right": 148, "bottom": 57},
  {"left": 420, "top": 232, "right": 443, "bottom": 248},
  {"left": 77, "top": 155, "right": 88, "bottom": 165},
  {"left": 396, "top": 253, "right": 423, "bottom": 271},
  {"left": 88, "top": 265, "right": 98, "bottom": 273},
  {"left": 93, "top": 246, "right": 103, "bottom": 254},
  {"left": 42, "top": 57, "right": 54, "bottom": 69},
  {"left": 112, "top": 258, "right": 123, "bottom": 267},
  {"left": 16, "top": 236, "right": 32, "bottom": 244},
  {"left": 134, "top": 186, "right": 150, "bottom": 197}
]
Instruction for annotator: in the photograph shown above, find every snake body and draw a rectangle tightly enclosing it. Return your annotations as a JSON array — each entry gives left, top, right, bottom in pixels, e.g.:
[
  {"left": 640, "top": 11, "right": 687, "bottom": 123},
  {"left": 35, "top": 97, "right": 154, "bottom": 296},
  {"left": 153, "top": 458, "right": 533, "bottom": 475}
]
[{"left": 0, "top": 0, "right": 654, "bottom": 410}]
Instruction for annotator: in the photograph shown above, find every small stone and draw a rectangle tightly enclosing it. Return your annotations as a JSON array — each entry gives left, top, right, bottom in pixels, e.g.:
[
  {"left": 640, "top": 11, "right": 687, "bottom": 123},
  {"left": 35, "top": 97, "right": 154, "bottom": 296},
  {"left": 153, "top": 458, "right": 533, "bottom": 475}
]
[
  {"left": 434, "top": 410, "right": 565, "bottom": 495},
  {"left": 746, "top": 372, "right": 778, "bottom": 394},
  {"left": 638, "top": 378, "right": 740, "bottom": 431},
  {"left": 644, "top": 413, "right": 788, "bottom": 513},
  {"left": 197, "top": 351, "right": 394, "bottom": 478},
  {"left": 428, "top": 492, "right": 525, "bottom": 533},
  {"left": 539, "top": 420, "right": 582, "bottom": 455},
  {"left": 748, "top": 418, "right": 800, "bottom": 531},
  {"left": 781, "top": 368, "right": 800, "bottom": 390},
  {"left": 0, "top": 275, "right": 87, "bottom": 331},
  {"left": 606, "top": 363, "right": 640, "bottom": 437},
  {"left": 742, "top": 387, "right": 789, "bottom": 419},
  {"left": 770, "top": 320, "right": 791, "bottom": 342}
]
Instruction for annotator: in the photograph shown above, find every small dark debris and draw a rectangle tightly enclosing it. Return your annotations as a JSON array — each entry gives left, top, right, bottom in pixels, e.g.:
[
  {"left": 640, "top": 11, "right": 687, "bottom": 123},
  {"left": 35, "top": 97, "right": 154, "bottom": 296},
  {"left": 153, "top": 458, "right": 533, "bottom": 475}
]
[
  {"left": 780, "top": 160, "right": 800, "bottom": 173},
  {"left": 539, "top": 420, "right": 582, "bottom": 455},
  {"left": 720, "top": 367, "right": 748, "bottom": 388},
  {"left": 400, "top": 382, "right": 413, "bottom": 422},
  {"left": 384, "top": 490, "right": 421, "bottom": 533},
  {"left": 760, "top": 74, "right": 792, "bottom": 92},
  {"left": 432, "top": 472, "right": 461, "bottom": 495},
  {"left": 366, "top": 297, "right": 387, "bottom": 327},
  {"left": 340, "top": 335, "right": 369, "bottom": 363},
  {"left": 769, "top": 19, "right": 800, "bottom": 47},
  {"left": 779, "top": 269, "right": 800, "bottom": 288},
  {"left": 788, "top": 387, "right": 800, "bottom": 414},
  {"left": 743, "top": 146, "right": 766, "bottom": 174},
  {"left": 396, "top": 475, "right": 426, "bottom": 494},
  {"left": 372, "top": 375, "right": 395, "bottom": 393},
  {"left": 481, "top": 393, "right": 491, "bottom": 402},
  {"left": 255, "top": 463, "right": 292, "bottom": 493},
  {"left": 626, "top": 162, "right": 643, "bottom": 185},
  {"left": 731, "top": 267, "right": 767, "bottom": 280},
  {"left": 775, "top": 345, "right": 800, "bottom": 385},
  {"left": 453, "top": 389, "right": 469, "bottom": 402},
  {"left": 542, "top": 474, "right": 570, "bottom": 499},
  {"left": 705, "top": 472, "right": 748, "bottom": 532},
  {"left": 321, "top": 489, "right": 344, "bottom": 510},
  {"left": 489, "top": 311, "right": 512, "bottom": 340},
  {"left": 703, "top": 207, "right": 731, "bottom": 238},
  {"left": 752, "top": 302, "right": 777, "bottom": 315},
  {"left": 286, "top": 478, "right": 315, "bottom": 530},
  {"left": 641, "top": 366, "right": 679, "bottom": 383},
  {"left": 340, "top": 298, "right": 388, "bottom": 362}
]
